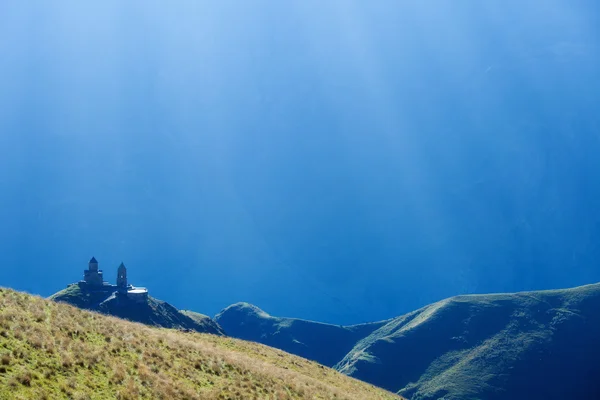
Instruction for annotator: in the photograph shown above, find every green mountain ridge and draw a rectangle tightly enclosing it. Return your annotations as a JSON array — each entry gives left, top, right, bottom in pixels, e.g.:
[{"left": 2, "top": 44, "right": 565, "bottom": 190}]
[
  {"left": 216, "top": 283, "right": 600, "bottom": 400},
  {"left": 341, "top": 283, "right": 600, "bottom": 399}
]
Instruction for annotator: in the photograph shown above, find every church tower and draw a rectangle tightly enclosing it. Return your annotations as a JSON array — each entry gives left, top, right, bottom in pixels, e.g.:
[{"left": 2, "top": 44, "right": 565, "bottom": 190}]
[
  {"left": 117, "top": 262, "right": 128, "bottom": 288},
  {"left": 89, "top": 257, "right": 99, "bottom": 272},
  {"left": 83, "top": 257, "right": 104, "bottom": 286}
]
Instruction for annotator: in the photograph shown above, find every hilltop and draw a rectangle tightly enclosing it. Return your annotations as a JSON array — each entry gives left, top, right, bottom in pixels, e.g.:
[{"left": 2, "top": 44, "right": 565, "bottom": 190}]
[
  {"left": 50, "top": 258, "right": 224, "bottom": 335},
  {"left": 51, "top": 284, "right": 224, "bottom": 335},
  {"left": 218, "top": 283, "right": 600, "bottom": 400},
  {"left": 0, "top": 288, "right": 402, "bottom": 400}
]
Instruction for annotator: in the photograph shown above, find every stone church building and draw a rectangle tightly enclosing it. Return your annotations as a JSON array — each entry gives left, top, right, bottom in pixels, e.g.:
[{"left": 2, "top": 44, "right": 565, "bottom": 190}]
[{"left": 81, "top": 257, "right": 148, "bottom": 303}]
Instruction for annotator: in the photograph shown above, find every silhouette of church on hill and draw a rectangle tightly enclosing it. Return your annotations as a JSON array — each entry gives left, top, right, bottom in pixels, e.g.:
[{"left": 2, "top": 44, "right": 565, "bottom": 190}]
[{"left": 80, "top": 257, "right": 148, "bottom": 303}]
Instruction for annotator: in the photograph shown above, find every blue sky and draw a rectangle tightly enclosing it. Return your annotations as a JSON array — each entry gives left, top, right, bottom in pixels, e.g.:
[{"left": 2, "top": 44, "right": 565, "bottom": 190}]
[{"left": 1, "top": 1, "right": 600, "bottom": 324}]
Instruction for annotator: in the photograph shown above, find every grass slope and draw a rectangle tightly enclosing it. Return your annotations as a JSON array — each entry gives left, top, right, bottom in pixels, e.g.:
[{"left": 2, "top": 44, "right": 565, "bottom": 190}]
[
  {"left": 0, "top": 288, "right": 401, "bottom": 400},
  {"left": 215, "top": 302, "right": 387, "bottom": 368},
  {"left": 335, "top": 283, "right": 600, "bottom": 400},
  {"left": 51, "top": 284, "right": 223, "bottom": 335}
]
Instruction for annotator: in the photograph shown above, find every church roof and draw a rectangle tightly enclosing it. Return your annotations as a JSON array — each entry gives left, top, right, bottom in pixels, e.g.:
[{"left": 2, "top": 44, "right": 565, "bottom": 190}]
[
  {"left": 89, "top": 257, "right": 98, "bottom": 264},
  {"left": 118, "top": 262, "right": 126, "bottom": 269}
]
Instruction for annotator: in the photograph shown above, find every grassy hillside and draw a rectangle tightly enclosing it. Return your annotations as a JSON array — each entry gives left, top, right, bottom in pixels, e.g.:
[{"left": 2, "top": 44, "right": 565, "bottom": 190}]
[
  {"left": 51, "top": 284, "right": 223, "bottom": 335},
  {"left": 335, "top": 283, "right": 600, "bottom": 400},
  {"left": 0, "top": 288, "right": 401, "bottom": 400},
  {"left": 215, "top": 302, "right": 387, "bottom": 368}
]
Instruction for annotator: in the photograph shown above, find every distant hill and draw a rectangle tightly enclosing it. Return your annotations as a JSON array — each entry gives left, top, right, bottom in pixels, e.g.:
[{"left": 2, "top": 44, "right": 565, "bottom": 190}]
[
  {"left": 51, "top": 283, "right": 224, "bottom": 335},
  {"left": 219, "top": 284, "right": 600, "bottom": 399},
  {"left": 215, "top": 302, "right": 387, "bottom": 367},
  {"left": 336, "top": 283, "right": 600, "bottom": 399},
  {"left": 0, "top": 288, "right": 401, "bottom": 399}
]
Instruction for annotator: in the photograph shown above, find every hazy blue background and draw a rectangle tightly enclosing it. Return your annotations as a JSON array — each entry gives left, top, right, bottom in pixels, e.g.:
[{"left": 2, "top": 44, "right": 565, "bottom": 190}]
[{"left": 1, "top": 1, "right": 599, "bottom": 324}]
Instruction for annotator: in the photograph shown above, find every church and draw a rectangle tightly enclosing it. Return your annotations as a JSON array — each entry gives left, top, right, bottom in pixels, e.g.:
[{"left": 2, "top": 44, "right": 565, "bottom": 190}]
[{"left": 81, "top": 257, "right": 148, "bottom": 303}]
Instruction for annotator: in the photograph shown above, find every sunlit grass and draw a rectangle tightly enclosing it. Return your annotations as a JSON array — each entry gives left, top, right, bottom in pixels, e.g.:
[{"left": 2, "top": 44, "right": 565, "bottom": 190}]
[{"left": 0, "top": 288, "right": 402, "bottom": 399}]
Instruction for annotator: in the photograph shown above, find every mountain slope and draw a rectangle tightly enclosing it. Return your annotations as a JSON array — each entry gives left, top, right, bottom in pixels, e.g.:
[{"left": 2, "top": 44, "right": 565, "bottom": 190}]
[
  {"left": 0, "top": 288, "right": 401, "bottom": 400},
  {"left": 215, "top": 302, "right": 387, "bottom": 367},
  {"left": 51, "top": 284, "right": 223, "bottom": 335},
  {"left": 181, "top": 310, "right": 226, "bottom": 336},
  {"left": 335, "top": 283, "right": 600, "bottom": 400}
]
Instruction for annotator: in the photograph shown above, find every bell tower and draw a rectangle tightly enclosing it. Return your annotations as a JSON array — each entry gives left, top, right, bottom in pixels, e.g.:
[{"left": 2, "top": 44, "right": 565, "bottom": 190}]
[{"left": 117, "top": 262, "right": 128, "bottom": 288}]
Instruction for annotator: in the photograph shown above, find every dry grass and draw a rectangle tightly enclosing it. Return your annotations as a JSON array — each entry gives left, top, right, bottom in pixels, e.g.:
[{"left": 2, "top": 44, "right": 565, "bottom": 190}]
[{"left": 0, "top": 288, "right": 402, "bottom": 400}]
